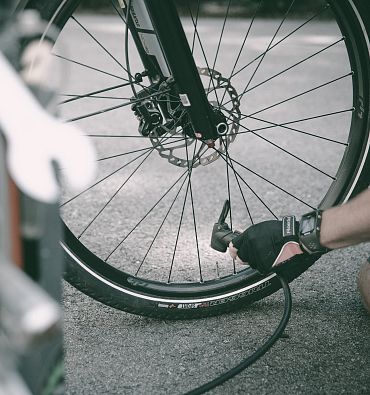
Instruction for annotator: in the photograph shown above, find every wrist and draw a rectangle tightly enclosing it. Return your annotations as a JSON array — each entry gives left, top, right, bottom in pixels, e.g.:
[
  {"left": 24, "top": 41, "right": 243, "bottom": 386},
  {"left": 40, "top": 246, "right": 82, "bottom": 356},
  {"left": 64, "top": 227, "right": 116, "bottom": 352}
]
[
  {"left": 319, "top": 209, "right": 334, "bottom": 249},
  {"left": 319, "top": 207, "right": 346, "bottom": 250}
]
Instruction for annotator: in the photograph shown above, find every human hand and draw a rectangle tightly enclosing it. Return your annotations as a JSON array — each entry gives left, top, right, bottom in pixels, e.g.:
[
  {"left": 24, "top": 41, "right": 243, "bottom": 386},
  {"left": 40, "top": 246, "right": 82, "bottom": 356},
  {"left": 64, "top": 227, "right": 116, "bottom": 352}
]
[{"left": 229, "top": 217, "right": 311, "bottom": 274}]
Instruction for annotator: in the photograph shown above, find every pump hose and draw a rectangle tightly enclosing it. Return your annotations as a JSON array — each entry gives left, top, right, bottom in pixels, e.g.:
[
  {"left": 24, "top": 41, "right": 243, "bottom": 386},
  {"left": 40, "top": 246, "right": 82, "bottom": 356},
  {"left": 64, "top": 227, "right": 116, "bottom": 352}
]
[{"left": 185, "top": 274, "right": 292, "bottom": 395}]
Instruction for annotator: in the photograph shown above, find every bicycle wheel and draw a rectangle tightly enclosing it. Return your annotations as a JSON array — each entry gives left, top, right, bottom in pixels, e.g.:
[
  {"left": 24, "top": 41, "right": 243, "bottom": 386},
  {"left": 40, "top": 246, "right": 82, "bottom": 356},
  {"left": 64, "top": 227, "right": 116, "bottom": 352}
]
[{"left": 24, "top": 0, "right": 370, "bottom": 318}]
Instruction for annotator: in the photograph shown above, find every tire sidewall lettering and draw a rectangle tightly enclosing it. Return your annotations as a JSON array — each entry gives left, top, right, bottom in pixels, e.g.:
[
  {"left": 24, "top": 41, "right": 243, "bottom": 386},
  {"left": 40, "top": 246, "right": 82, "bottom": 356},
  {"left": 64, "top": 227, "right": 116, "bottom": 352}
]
[{"left": 157, "top": 280, "right": 272, "bottom": 310}]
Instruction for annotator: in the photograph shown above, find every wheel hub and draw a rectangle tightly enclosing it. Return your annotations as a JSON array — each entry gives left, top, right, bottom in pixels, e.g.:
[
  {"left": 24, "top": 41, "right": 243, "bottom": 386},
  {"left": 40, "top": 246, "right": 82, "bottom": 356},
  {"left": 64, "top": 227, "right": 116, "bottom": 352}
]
[{"left": 135, "top": 68, "right": 241, "bottom": 168}]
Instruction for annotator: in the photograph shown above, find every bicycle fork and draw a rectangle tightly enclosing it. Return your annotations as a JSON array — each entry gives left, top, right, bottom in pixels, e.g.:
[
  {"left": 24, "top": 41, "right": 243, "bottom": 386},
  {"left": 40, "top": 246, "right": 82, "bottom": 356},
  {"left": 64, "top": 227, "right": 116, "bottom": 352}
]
[{"left": 122, "top": 0, "right": 223, "bottom": 144}]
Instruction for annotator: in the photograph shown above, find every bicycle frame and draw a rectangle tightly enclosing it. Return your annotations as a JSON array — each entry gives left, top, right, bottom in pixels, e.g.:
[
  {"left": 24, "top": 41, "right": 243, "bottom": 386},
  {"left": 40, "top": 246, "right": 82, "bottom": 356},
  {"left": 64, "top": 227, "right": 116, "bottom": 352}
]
[
  {"left": 124, "top": 0, "right": 224, "bottom": 142},
  {"left": 0, "top": 3, "right": 95, "bottom": 393}
]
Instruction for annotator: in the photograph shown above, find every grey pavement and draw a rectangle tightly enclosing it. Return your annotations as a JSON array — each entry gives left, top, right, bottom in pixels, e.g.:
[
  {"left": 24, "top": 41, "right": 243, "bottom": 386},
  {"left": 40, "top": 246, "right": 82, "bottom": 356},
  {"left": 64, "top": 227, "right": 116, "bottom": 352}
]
[
  {"left": 63, "top": 245, "right": 370, "bottom": 394},
  {"left": 57, "top": 14, "right": 370, "bottom": 394}
]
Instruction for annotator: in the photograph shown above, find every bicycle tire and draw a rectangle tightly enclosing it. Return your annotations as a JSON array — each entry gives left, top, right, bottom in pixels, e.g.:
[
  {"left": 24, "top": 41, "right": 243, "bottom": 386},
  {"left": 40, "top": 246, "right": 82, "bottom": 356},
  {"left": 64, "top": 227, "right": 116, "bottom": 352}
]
[{"left": 24, "top": 0, "right": 370, "bottom": 319}]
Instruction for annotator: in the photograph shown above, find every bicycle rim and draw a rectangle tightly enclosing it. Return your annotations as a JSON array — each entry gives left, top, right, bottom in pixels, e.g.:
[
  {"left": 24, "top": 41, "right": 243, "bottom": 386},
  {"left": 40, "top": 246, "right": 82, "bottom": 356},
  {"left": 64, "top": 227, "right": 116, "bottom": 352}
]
[{"left": 28, "top": 0, "right": 370, "bottom": 317}]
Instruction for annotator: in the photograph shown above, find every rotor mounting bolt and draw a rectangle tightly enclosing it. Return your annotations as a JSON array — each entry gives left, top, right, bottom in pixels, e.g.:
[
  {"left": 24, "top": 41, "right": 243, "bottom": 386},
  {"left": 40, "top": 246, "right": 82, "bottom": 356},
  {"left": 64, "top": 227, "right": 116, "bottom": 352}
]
[
  {"left": 134, "top": 73, "right": 143, "bottom": 83},
  {"left": 216, "top": 122, "right": 228, "bottom": 136}
]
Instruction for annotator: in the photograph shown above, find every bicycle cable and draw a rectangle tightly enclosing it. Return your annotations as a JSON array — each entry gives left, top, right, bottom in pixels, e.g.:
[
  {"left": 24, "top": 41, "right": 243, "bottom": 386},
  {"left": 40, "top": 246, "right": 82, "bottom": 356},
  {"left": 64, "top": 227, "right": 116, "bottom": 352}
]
[{"left": 184, "top": 274, "right": 292, "bottom": 395}]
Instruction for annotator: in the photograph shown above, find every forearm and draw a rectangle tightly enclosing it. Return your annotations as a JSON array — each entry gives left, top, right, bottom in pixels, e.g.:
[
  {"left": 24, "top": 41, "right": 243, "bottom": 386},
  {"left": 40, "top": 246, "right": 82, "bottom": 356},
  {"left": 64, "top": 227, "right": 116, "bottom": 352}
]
[{"left": 320, "top": 189, "right": 370, "bottom": 250}]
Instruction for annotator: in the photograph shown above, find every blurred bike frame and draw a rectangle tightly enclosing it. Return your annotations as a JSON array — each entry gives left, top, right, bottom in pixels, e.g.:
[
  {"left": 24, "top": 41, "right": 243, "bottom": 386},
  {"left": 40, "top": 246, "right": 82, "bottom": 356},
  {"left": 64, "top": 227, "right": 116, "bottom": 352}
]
[{"left": 0, "top": 1, "right": 95, "bottom": 393}]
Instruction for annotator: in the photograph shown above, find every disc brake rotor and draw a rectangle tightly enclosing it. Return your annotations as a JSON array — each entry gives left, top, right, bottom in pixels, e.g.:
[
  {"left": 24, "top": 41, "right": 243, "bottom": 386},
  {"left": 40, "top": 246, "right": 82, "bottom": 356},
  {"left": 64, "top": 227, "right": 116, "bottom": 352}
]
[{"left": 149, "top": 67, "right": 241, "bottom": 168}]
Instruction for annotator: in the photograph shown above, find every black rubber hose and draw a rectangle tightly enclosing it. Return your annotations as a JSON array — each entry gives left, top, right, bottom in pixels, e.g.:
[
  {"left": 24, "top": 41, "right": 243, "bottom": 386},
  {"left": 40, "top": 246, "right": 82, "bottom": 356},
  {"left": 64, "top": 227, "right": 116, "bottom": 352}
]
[{"left": 184, "top": 274, "right": 292, "bottom": 395}]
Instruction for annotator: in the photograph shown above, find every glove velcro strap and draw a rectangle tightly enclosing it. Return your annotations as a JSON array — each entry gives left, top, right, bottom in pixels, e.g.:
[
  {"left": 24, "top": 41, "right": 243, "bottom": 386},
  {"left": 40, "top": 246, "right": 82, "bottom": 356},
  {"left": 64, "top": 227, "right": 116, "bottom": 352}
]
[{"left": 282, "top": 216, "right": 297, "bottom": 238}]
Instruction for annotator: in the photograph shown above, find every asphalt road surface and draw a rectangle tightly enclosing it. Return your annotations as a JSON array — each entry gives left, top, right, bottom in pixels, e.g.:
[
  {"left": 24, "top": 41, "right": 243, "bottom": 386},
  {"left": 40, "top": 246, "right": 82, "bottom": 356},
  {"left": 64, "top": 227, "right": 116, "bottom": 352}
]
[{"left": 56, "top": 13, "right": 370, "bottom": 395}]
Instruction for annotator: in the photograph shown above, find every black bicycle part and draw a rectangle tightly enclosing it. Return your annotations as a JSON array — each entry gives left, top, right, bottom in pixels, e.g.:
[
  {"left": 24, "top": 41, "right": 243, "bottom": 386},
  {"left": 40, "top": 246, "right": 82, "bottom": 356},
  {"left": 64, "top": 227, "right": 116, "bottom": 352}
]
[{"left": 144, "top": 0, "right": 219, "bottom": 141}]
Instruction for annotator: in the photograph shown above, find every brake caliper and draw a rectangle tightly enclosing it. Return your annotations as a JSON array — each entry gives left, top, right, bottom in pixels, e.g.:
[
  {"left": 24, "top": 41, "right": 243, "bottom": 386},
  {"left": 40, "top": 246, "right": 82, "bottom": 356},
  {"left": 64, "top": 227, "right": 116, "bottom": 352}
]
[{"left": 132, "top": 99, "right": 163, "bottom": 137}]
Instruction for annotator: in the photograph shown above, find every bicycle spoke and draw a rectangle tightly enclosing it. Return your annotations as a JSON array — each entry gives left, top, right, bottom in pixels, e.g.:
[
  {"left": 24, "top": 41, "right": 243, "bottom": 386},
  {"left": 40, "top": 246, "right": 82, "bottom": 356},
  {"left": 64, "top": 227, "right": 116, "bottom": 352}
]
[
  {"left": 223, "top": 37, "right": 345, "bottom": 106},
  {"left": 59, "top": 82, "right": 133, "bottom": 104},
  {"left": 105, "top": 169, "right": 189, "bottom": 262},
  {"left": 221, "top": 137, "right": 254, "bottom": 224},
  {"left": 242, "top": 113, "right": 350, "bottom": 146},
  {"left": 110, "top": 0, "right": 127, "bottom": 25},
  {"left": 207, "top": 0, "right": 232, "bottom": 93},
  {"left": 189, "top": 0, "right": 201, "bottom": 53},
  {"left": 62, "top": 95, "right": 130, "bottom": 100},
  {"left": 135, "top": 174, "right": 189, "bottom": 276},
  {"left": 168, "top": 174, "right": 191, "bottom": 283},
  {"left": 88, "top": 133, "right": 185, "bottom": 139},
  {"left": 224, "top": 108, "right": 353, "bottom": 145},
  {"left": 247, "top": 72, "right": 353, "bottom": 118},
  {"left": 217, "top": 149, "right": 278, "bottom": 219},
  {"left": 53, "top": 53, "right": 127, "bottom": 81},
  {"left": 65, "top": 89, "right": 170, "bottom": 122},
  {"left": 185, "top": 140, "right": 203, "bottom": 282},
  {"left": 187, "top": 3, "right": 221, "bottom": 105},
  {"left": 225, "top": 116, "right": 348, "bottom": 168},
  {"left": 220, "top": 0, "right": 262, "bottom": 104},
  {"left": 229, "top": 3, "right": 330, "bottom": 80},
  {"left": 61, "top": 115, "right": 189, "bottom": 207},
  {"left": 230, "top": 0, "right": 262, "bottom": 77},
  {"left": 218, "top": 149, "right": 316, "bottom": 209},
  {"left": 88, "top": 1, "right": 182, "bottom": 103},
  {"left": 95, "top": 112, "right": 189, "bottom": 162},
  {"left": 71, "top": 16, "right": 129, "bottom": 75},
  {"left": 266, "top": 108, "right": 355, "bottom": 128},
  {"left": 222, "top": 139, "right": 233, "bottom": 229},
  {"left": 231, "top": 160, "right": 254, "bottom": 226},
  {"left": 228, "top": 0, "right": 296, "bottom": 106},
  {"left": 97, "top": 137, "right": 185, "bottom": 162},
  {"left": 222, "top": 139, "right": 236, "bottom": 274},
  {"left": 168, "top": 140, "right": 200, "bottom": 283},
  {"left": 78, "top": 145, "right": 157, "bottom": 239},
  {"left": 60, "top": 146, "right": 156, "bottom": 207},
  {"left": 238, "top": 122, "right": 336, "bottom": 179},
  {"left": 239, "top": 38, "right": 345, "bottom": 100},
  {"left": 66, "top": 101, "right": 134, "bottom": 122},
  {"left": 104, "top": 112, "right": 194, "bottom": 261}
]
